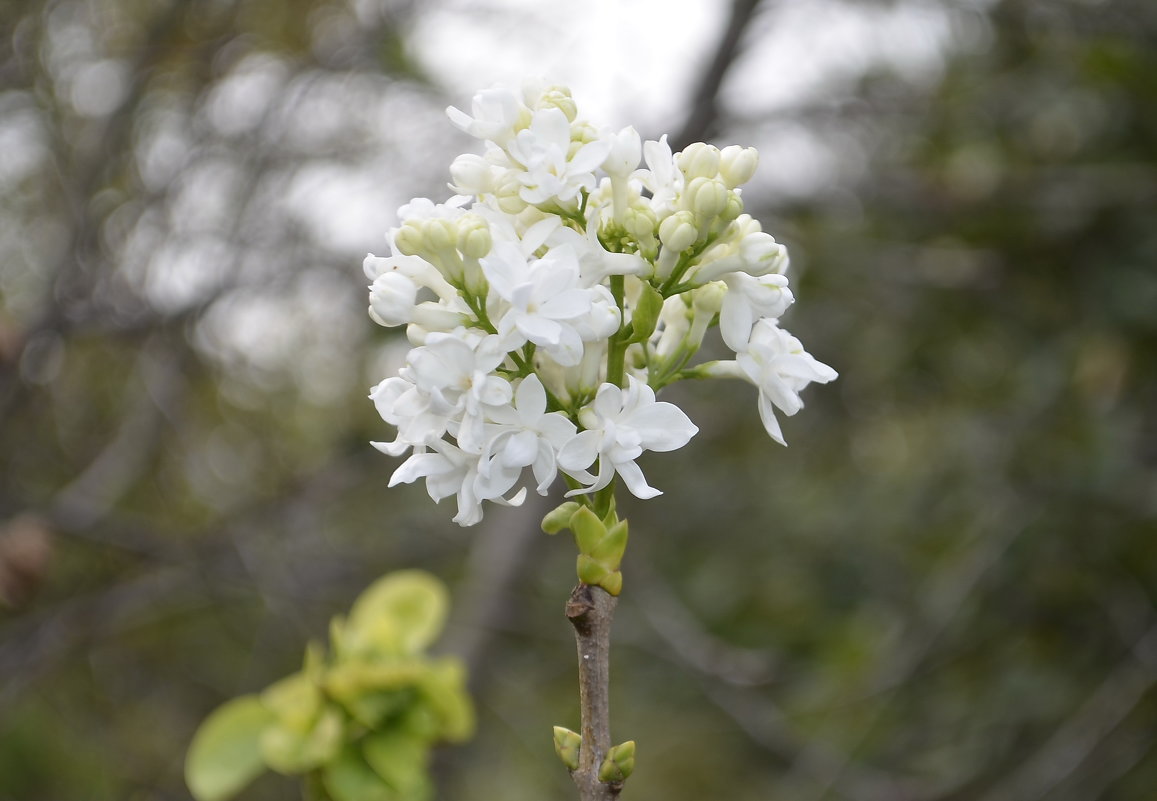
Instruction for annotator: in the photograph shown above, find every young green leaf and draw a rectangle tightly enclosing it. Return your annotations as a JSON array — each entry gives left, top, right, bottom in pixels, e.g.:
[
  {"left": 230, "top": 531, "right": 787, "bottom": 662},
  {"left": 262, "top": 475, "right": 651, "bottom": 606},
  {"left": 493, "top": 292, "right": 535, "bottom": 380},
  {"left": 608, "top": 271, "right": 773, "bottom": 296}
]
[
  {"left": 626, "top": 282, "right": 664, "bottom": 344},
  {"left": 347, "top": 570, "right": 448, "bottom": 657},
  {"left": 541, "top": 500, "right": 581, "bottom": 534},
  {"left": 185, "top": 695, "right": 273, "bottom": 801},
  {"left": 570, "top": 506, "right": 606, "bottom": 555},
  {"left": 363, "top": 730, "right": 431, "bottom": 799},
  {"left": 323, "top": 746, "right": 400, "bottom": 801}
]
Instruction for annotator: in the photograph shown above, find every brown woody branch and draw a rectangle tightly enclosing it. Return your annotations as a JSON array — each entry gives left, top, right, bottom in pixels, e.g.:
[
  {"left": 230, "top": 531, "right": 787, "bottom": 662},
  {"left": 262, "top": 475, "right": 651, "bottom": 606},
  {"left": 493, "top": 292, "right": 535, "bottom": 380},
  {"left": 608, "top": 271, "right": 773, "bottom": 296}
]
[{"left": 566, "top": 583, "right": 621, "bottom": 801}]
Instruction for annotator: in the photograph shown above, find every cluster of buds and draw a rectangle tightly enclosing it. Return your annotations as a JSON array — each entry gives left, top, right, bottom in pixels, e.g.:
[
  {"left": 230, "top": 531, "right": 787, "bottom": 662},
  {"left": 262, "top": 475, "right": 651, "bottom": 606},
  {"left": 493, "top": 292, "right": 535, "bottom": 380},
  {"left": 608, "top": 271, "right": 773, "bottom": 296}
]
[{"left": 366, "top": 82, "right": 836, "bottom": 526}]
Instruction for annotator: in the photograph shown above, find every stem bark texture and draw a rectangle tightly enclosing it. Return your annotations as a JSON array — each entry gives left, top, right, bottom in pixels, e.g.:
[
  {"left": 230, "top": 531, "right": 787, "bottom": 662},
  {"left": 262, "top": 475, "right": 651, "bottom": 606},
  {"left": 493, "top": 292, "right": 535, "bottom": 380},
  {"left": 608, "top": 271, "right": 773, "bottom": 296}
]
[{"left": 566, "top": 583, "right": 622, "bottom": 801}]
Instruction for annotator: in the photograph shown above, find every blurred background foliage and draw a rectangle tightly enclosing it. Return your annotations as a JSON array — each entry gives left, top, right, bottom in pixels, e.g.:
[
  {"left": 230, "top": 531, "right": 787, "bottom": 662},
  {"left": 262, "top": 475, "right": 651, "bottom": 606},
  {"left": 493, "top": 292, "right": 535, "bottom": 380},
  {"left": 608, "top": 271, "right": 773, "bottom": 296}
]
[{"left": 1, "top": 0, "right": 1155, "bottom": 799}]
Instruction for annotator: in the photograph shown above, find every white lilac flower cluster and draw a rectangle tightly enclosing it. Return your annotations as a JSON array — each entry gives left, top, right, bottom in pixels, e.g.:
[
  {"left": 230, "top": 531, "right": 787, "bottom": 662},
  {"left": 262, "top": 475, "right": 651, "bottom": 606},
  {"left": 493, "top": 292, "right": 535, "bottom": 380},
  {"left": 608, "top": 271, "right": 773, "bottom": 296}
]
[{"left": 366, "top": 83, "right": 836, "bottom": 525}]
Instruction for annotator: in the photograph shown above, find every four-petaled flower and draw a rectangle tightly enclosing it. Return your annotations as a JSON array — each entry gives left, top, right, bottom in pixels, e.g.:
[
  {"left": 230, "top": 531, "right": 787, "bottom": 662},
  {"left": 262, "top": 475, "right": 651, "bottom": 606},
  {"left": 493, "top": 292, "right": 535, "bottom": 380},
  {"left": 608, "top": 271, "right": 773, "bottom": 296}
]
[{"left": 558, "top": 377, "right": 698, "bottom": 500}]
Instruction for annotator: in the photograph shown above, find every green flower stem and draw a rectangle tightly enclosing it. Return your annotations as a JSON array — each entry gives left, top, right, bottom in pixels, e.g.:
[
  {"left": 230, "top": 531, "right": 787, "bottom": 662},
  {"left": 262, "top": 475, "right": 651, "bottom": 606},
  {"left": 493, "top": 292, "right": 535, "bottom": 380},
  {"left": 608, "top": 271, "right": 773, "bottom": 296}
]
[
  {"left": 565, "top": 583, "right": 623, "bottom": 801},
  {"left": 606, "top": 275, "right": 627, "bottom": 389}
]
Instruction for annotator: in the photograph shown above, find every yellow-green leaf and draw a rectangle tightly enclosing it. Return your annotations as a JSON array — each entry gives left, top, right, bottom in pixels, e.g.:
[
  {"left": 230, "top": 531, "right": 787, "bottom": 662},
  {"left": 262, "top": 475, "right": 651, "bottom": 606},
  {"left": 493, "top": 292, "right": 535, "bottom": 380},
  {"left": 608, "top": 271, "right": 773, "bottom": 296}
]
[
  {"left": 571, "top": 507, "right": 606, "bottom": 555},
  {"left": 347, "top": 571, "right": 448, "bottom": 657},
  {"left": 260, "top": 704, "right": 344, "bottom": 774},
  {"left": 323, "top": 746, "right": 399, "bottom": 801},
  {"left": 363, "top": 730, "right": 432, "bottom": 799},
  {"left": 185, "top": 695, "right": 272, "bottom": 801}
]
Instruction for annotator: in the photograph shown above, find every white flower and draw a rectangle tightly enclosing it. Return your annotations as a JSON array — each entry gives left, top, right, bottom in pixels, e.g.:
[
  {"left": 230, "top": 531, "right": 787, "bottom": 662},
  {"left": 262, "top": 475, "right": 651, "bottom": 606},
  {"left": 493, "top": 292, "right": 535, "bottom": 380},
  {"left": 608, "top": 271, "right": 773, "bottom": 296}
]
[
  {"left": 446, "top": 87, "right": 526, "bottom": 146},
  {"left": 388, "top": 439, "right": 526, "bottom": 527},
  {"left": 506, "top": 107, "right": 611, "bottom": 206},
  {"left": 482, "top": 242, "right": 613, "bottom": 366},
  {"left": 406, "top": 332, "right": 512, "bottom": 452},
  {"left": 637, "top": 135, "right": 682, "bottom": 216},
  {"left": 718, "top": 272, "right": 794, "bottom": 352},
  {"left": 734, "top": 320, "right": 838, "bottom": 445},
  {"left": 478, "top": 374, "right": 577, "bottom": 497},
  {"left": 558, "top": 377, "right": 698, "bottom": 499}
]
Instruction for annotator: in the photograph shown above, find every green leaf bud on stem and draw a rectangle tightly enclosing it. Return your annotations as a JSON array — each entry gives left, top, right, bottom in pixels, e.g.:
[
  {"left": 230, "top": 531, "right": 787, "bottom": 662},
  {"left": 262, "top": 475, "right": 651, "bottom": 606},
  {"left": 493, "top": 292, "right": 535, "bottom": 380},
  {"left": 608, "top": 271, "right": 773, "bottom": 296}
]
[
  {"left": 542, "top": 501, "right": 581, "bottom": 534},
  {"left": 553, "top": 726, "right": 581, "bottom": 771},
  {"left": 598, "top": 740, "right": 636, "bottom": 784},
  {"left": 570, "top": 506, "right": 606, "bottom": 555}
]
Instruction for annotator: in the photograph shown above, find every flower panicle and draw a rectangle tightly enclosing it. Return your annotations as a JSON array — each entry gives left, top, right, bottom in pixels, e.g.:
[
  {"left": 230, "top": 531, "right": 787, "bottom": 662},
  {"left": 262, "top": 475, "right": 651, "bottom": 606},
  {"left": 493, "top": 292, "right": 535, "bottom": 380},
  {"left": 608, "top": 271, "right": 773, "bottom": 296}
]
[{"left": 365, "top": 83, "right": 836, "bottom": 525}]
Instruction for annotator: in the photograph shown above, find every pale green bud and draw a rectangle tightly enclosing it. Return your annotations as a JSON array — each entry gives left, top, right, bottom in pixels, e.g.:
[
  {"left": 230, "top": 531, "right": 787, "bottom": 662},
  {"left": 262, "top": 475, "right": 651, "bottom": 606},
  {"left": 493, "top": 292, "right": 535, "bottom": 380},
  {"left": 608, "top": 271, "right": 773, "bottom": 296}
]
[
  {"left": 719, "top": 145, "right": 759, "bottom": 188},
  {"left": 721, "top": 190, "right": 744, "bottom": 222},
  {"left": 692, "top": 281, "right": 727, "bottom": 318},
  {"left": 456, "top": 214, "right": 492, "bottom": 258},
  {"left": 424, "top": 218, "right": 455, "bottom": 252},
  {"left": 539, "top": 86, "right": 577, "bottom": 122},
  {"left": 394, "top": 223, "right": 425, "bottom": 257},
  {"left": 598, "top": 740, "right": 636, "bottom": 784},
  {"left": 494, "top": 172, "right": 528, "bottom": 215},
  {"left": 570, "top": 121, "right": 599, "bottom": 148},
  {"left": 686, "top": 177, "right": 728, "bottom": 221},
  {"left": 542, "top": 501, "right": 581, "bottom": 535},
  {"left": 677, "top": 142, "right": 720, "bottom": 180},
  {"left": 658, "top": 211, "right": 697, "bottom": 252},
  {"left": 553, "top": 726, "right": 581, "bottom": 772},
  {"left": 622, "top": 203, "right": 657, "bottom": 242}
]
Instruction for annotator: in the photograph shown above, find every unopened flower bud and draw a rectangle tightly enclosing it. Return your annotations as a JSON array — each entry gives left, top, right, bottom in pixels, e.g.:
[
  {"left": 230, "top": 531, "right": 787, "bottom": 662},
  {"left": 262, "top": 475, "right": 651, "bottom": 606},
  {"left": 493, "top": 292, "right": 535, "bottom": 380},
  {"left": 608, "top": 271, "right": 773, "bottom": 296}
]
[
  {"left": 622, "top": 203, "right": 657, "bottom": 242},
  {"left": 659, "top": 211, "right": 697, "bottom": 252},
  {"left": 449, "top": 153, "right": 494, "bottom": 196},
  {"left": 394, "top": 223, "right": 425, "bottom": 257},
  {"left": 369, "top": 272, "right": 417, "bottom": 327},
  {"left": 456, "top": 213, "right": 492, "bottom": 258},
  {"left": 494, "top": 172, "right": 527, "bottom": 214},
  {"left": 740, "top": 232, "right": 788, "bottom": 276},
  {"left": 677, "top": 142, "right": 721, "bottom": 180},
  {"left": 721, "top": 190, "right": 744, "bottom": 222},
  {"left": 424, "top": 219, "right": 456, "bottom": 252},
  {"left": 692, "top": 281, "right": 726, "bottom": 318},
  {"left": 685, "top": 177, "right": 728, "bottom": 220},
  {"left": 538, "top": 86, "right": 577, "bottom": 122},
  {"left": 719, "top": 145, "right": 759, "bottom": 188}
]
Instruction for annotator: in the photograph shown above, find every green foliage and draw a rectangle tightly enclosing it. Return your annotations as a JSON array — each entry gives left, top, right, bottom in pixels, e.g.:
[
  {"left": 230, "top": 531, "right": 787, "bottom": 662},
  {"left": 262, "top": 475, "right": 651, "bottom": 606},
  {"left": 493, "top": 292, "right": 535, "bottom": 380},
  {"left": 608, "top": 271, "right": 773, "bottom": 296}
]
[
  {"left": 626, "top": 283, "right": 664, "bottom": 345},
  {"left": 185, "top": 572, "right": 472, "bottom": 801},
  {"left": 185, "top": 696, "right": 274, "bottom": 801},
  {"left": 542, "top": 501, "right": 582, "bottom": 534},
  {"left": 548, "top": 504, "right": 630, "bottom": 595},
  {"left": 344, "top": 570, "right": 449, "bottom": 658}
]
